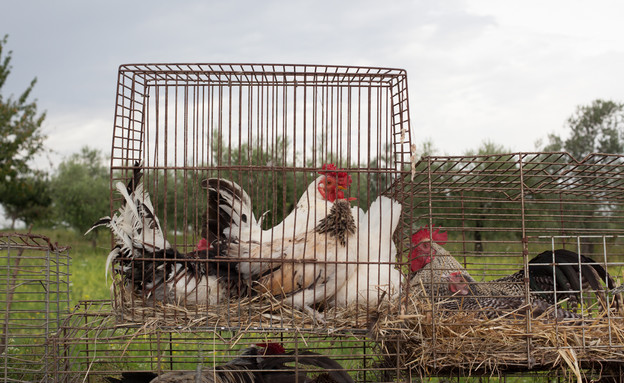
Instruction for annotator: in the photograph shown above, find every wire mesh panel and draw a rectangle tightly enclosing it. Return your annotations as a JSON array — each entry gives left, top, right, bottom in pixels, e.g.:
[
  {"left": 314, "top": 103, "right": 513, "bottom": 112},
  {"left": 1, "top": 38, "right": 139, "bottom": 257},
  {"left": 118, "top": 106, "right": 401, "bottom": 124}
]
[
  {"left": 53, "top": 301, "right": 390, "bottom": 383},
  {"left": 106, "top": 63, "right": 411, "bottom": 329},
  {"left": 0, "top": 233, "right": 71, "bottom": 382},
  {"left": 383, "top": 152, "right": 624, "bottom": 377}
]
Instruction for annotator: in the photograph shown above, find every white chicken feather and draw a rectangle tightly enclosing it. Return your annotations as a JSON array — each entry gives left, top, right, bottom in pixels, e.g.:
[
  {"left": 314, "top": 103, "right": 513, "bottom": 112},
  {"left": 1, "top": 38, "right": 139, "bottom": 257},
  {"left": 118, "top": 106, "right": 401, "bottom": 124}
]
[
  {"left": 203, "top": 165, "right": 354, "bottom": 280},
  {"left": 331, "top": 196, "right": 402, "bottom": 308},
  {"left": 87, "top": 166, "right": 234, "bottom": 305}
]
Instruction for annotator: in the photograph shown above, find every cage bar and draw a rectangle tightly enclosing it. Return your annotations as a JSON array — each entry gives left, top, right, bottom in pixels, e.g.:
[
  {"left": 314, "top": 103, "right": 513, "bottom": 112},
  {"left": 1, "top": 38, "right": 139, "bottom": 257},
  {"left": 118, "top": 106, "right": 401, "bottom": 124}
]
[{"left": 1, "top": 233, "right": 71, "bottom": 382}]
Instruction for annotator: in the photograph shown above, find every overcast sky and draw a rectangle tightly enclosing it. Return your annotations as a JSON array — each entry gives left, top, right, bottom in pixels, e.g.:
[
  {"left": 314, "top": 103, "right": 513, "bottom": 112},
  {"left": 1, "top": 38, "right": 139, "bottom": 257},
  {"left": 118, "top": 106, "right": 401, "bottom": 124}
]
[{"left": 2, "top": 0, "right": 624, "bottom": 167}]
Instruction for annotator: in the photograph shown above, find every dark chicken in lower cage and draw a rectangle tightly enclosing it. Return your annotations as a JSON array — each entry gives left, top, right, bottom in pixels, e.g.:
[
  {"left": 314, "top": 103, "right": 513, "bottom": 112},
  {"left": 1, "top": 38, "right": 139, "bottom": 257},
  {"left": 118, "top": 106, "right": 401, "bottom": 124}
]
[{"left": 104, "top": 343, "right": 355, "bottom": 383}]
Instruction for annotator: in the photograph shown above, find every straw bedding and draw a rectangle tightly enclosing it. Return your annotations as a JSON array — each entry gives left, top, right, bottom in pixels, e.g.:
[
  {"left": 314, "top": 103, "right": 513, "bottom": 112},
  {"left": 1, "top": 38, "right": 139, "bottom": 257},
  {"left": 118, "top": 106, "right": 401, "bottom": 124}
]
[
  {"left": 113, "top": 282, "right": 374, "bottom": 332},
  {"left": 370, "top": 293, "right": 624, "bottom": 378}
]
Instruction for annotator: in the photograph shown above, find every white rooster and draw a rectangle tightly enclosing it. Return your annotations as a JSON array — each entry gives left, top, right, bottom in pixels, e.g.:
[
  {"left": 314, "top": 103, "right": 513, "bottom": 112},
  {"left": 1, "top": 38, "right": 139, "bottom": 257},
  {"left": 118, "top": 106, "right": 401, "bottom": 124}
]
[
  {"left": 330, "top": 196, "right": 402, "bottom": 308},
  {"left": 235, "top": 198, "right": 358, "bottom": 322},
  {"left": 202, "top": 164, "right": 355, "bottom": 280}
]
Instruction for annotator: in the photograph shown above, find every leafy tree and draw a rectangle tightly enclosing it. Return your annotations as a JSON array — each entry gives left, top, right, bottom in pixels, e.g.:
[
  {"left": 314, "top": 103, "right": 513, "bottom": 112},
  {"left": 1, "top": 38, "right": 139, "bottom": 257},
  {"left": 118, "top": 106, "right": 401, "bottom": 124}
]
[
  {"left": 457, "top": 142, "right": 517, "bottom": 253},
  {"left": 0, "top": 34, "right": 47, "bottom": 192},
  {"left": 0, "top": 170, "right": 51, "bottom": 228},
  {"left": 543, "top": 99, "right": 624, "bottom": 158},
  {"left": 0, "top": 35, "right": 48, "bottom": 224},
  {"left": 50, "top": 147, "right": 109, "bottom": 247},
  {"left": 542, "top": 100, "right": 624, "bottom": 253}
]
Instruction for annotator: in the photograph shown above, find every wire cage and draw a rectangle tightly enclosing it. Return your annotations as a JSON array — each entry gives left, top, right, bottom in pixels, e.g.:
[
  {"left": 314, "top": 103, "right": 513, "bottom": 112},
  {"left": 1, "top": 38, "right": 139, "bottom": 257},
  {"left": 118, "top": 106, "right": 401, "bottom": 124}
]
[
  {"left": 89, "top": 63, "right": 413, "bottom": 381},
  {"left": 381, "top": 152, "right": 624, "bottom": 378},
  {"left": 0, "top": 232, "right": 71, "bottom": 382},
  {"left": 108, "top": 63, "right": 411, "bottom": 323}
]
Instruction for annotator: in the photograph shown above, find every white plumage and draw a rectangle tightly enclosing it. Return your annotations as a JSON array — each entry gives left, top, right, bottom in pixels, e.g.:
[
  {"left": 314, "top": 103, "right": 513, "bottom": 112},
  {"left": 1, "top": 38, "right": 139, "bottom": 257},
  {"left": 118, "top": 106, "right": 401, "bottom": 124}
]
[
  {"left": 331, "top": 196, "right": 402, "bottom": 308},
  {"left": 248, "top": 199, "right": 359, "bottom": 322},
  {"left": 203, "top": 166, "right": 353, "bottom": 281}
]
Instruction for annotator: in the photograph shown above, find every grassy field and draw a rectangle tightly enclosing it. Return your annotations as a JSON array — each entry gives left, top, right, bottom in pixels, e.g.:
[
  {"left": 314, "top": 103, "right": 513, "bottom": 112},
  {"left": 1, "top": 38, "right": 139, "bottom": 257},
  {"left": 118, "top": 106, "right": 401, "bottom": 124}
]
[{"left": 22, "top": 228, "right": 112, "bottom": 305}]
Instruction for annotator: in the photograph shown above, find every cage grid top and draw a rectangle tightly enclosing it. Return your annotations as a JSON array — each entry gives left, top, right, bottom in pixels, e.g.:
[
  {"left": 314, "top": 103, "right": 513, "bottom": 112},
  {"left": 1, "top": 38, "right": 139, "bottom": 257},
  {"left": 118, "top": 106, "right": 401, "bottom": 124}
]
[{"left": 112, "top": 63, "right": 412, "bottom": 175}]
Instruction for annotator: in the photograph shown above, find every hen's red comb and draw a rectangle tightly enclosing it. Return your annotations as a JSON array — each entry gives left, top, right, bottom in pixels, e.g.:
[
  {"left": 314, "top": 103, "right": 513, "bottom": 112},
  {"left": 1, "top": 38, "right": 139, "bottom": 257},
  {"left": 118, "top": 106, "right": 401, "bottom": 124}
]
[
  {"left": 319, "top": 163, "right": 353, "bottom": 187},
  {"left": 256, "top": 342, "right": 286, "bottom": 355},
  {"left": 411, "top": 226, "right": 448, "bottom": 245},
  {"left": 194, "top": 238, "right": 209, "bottom": 252}
]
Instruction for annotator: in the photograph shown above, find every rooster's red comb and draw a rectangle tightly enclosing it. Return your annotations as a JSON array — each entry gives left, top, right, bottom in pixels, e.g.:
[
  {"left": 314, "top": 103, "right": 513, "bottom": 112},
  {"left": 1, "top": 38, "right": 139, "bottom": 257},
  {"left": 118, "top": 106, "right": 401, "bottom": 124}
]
[
  {"left": 319, "top": 163, "right": 352, "bottom": 187},
  {"left": 256, "top": 342, "right": 286, "bottom": 355},
  {"left": 411, "top": 225, "right": 448, "bottom": 245}
]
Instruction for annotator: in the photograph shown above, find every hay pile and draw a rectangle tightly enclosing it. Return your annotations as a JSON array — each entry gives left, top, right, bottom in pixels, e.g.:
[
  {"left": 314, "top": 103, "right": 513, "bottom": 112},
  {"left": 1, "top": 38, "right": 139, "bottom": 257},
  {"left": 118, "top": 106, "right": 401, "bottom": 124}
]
[
  {"left": 370, "top": 293, "right": 624, "bottom": 377},
  {"left": 112, "top": 283, "right": 374, "bottom": 332}
]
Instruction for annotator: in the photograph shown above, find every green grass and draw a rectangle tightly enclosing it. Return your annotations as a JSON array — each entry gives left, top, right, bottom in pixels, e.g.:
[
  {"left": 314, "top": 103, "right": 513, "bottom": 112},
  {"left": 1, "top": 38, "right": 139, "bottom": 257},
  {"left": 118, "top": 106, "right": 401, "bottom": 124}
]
[{"left": 8, "top": 227, "right": 112, "bottom": 305}]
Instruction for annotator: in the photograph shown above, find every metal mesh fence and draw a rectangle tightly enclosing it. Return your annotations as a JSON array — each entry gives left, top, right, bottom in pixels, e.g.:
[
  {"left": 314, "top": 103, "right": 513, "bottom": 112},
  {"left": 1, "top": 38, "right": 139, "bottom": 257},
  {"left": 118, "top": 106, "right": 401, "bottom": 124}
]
[{"left": 1, "top": 232, "right": 71, "bottom": 382}]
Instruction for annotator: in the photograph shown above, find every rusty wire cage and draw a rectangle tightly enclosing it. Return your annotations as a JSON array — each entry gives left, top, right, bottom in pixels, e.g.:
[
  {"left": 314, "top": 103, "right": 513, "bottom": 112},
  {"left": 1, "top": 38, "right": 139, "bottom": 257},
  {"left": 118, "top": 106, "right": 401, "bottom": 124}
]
[
  {"left": 59, "top": 62, "right": 624, "bottom": 382},
  {"left": 107, "top": 62, "right": 411, "bottom": 321},
  {"left": 381, "top": 152, "right": 624, "bottom": 379},
  {"left": 52, "top": 301, "right": 393, "bottom": 383},
  {"left": 1, "top": 232, "right": 71, "bottom": 382}
]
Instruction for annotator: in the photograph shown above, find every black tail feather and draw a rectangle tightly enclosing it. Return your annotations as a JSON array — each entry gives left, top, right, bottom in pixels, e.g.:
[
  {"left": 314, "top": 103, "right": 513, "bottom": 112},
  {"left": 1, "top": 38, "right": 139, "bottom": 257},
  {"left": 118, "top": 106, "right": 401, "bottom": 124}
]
[
  {"left": 104, "top": 372, "right": 157, "bottom": 383},
  {"left": 259, "top": 351, "right": 355, "bottom": 383},
  {"left": 529, "top": 249, "right": 620, "bottom": 310},
  {"left": 202, "top": 178, "right": 236, "bottom": 245},
  {"left": 125, "top": 161, "right": 143, "bottom": 196}
]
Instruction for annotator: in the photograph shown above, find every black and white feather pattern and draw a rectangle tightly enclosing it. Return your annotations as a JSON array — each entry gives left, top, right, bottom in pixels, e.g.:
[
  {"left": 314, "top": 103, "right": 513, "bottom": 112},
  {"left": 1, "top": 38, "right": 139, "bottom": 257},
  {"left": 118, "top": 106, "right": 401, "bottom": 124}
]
[{"left": 86, "top": 164, "right": 239, "bottom": 305}]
